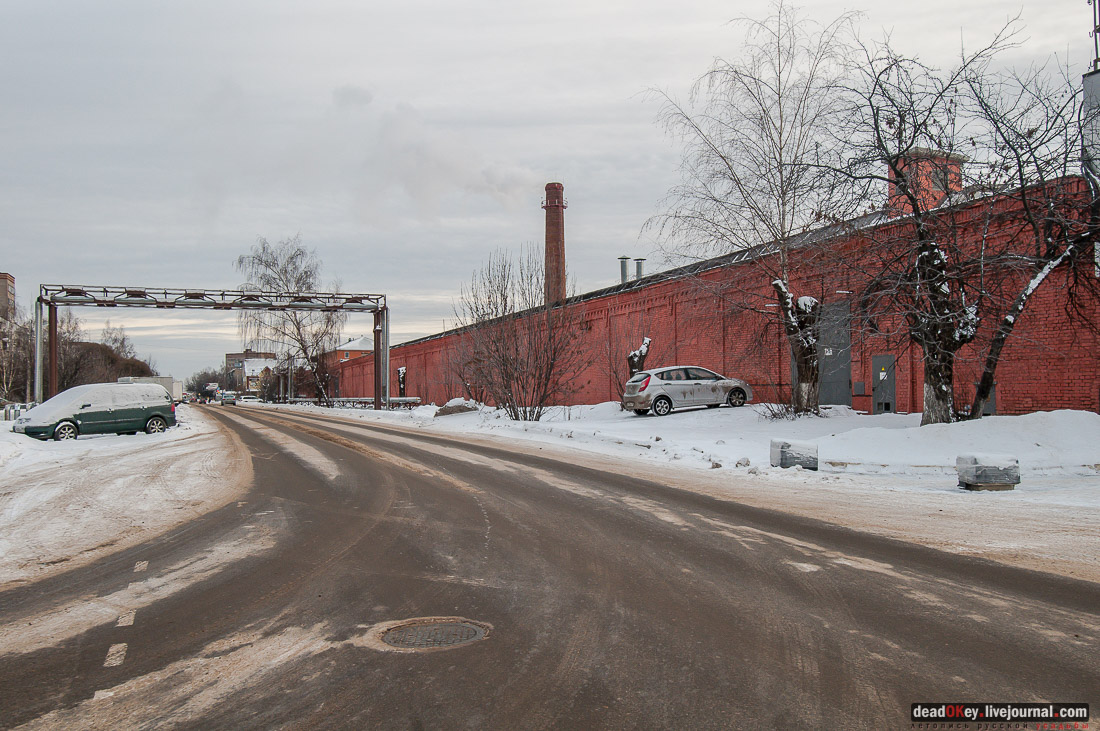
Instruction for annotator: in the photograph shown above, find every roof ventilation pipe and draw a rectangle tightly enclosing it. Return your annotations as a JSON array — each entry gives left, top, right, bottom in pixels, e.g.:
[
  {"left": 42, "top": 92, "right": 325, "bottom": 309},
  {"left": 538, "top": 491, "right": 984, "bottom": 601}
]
[
  {"left": 634, "top": 258, "right": 646, "bottom": 280},
  {"left": 619, "top": 256, "right": 630, "bottom": 284}
]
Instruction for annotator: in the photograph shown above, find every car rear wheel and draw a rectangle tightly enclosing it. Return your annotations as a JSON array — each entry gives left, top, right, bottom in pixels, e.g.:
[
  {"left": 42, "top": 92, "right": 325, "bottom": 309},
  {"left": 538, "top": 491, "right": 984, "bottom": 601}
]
[
  {"left": 726, "top": 388, "right": 747, "bottom": 407},
  {"left": 632, "top": 408, "right": 650, "bottom": 415},
  {"left": 54, "top": 421, "right": 78, "bottom": 441},
  {"left": 145, "top": 416, "right": 167, "bottom": 434},
  {"left": 652, "top": 396, "right": 673, "bottom": 416}
]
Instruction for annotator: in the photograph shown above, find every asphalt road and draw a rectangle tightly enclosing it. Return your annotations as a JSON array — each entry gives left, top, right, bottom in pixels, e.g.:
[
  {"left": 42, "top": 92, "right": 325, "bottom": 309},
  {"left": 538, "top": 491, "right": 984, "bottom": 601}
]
[{"left": 1, "top": 406, "right": 1097, "bottom": 729}]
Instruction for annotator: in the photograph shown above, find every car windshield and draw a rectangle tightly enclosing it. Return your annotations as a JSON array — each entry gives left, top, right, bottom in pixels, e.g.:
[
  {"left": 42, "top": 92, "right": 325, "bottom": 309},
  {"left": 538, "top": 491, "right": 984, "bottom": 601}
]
[{"left": 21, "top": 385, "right": 98, "bottom": 422}]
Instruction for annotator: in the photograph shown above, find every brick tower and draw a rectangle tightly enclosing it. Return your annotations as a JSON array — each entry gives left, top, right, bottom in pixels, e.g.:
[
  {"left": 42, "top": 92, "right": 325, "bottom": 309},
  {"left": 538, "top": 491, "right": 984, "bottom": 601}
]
[{"left": 542, "top": 182, "right": 567, "bottom": 305}]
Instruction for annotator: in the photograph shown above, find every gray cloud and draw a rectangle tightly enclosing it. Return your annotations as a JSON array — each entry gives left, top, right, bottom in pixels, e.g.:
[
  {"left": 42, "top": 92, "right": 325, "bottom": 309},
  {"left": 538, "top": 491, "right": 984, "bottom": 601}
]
[
  {"left": 333, "top": 85, "right": 374, "bottom": 109},
  {"left": 0, "top": 0, "right": 1087, "bottom": 379}
]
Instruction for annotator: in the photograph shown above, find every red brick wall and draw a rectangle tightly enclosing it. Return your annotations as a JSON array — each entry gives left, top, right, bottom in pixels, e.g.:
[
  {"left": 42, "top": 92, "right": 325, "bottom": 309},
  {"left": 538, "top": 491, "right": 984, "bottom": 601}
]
[{"left": 337, "top": 194, "right": 1100, "bottom": 416}]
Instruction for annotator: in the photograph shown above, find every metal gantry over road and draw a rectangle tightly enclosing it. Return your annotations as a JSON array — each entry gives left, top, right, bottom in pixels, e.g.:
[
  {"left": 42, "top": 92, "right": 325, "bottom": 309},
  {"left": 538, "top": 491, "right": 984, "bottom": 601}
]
[{"left": 33, "top": 284, "right": 390, "bottom": 405}]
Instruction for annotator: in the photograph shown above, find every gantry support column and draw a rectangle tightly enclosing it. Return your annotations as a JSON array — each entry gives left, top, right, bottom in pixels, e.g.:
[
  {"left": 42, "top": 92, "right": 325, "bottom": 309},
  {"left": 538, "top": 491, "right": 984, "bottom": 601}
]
[
  {"left": 373, "top": 310, "right": 383, "bottom": 410},
  {"left": 33, "top": 298, "right": 43, "bottom": 403},
  {"left": 48, "top": 304, "right": 58, "bottom": 399},
  {"left": 381, "top": 306, "right": 390, "bottom": 408}
]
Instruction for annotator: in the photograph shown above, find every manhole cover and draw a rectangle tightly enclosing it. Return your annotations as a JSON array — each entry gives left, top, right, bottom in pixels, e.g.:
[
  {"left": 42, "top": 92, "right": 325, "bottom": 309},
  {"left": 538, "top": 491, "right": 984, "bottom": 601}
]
[
  {"left": 382, "top": 620, "right": 487, "bottom": 649},
  {"left": 358, "top": 616, "right": 492, "bottom": 653}
]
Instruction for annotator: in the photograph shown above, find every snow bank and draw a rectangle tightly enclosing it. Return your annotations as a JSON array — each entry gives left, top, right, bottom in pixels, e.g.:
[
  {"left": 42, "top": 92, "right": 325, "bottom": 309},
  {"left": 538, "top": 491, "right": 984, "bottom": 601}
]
[
  {"left": 819, "top": 410, "right": 1100, "bottom": 475},
  {"left": 257, "top": 400, "right": 1100, "bottom": 479},
  {"left": 0, "top": 406, "right": 250, "bottom": 586}
]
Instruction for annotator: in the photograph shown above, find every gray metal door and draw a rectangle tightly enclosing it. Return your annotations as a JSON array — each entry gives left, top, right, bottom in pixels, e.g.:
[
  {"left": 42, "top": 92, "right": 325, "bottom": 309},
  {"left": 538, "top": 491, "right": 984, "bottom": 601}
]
[
  {"left": 789, "top": 302, "right": 852, "bottom": 406},
  {"left": 871, "top": 355, "right": 896, "bottom": 414},
  {"left": 819, "top": 303, "right": 852, "bottom": 406}
]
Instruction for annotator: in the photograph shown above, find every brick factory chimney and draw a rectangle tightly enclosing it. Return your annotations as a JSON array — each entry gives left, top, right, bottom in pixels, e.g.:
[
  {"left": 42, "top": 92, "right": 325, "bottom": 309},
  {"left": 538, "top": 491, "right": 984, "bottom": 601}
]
[
  {"left": 543, "top": 182, "right": 567, "bottom": 305},
  {"left": 886, "top": 148, "right": 966, "bottom": 216}
]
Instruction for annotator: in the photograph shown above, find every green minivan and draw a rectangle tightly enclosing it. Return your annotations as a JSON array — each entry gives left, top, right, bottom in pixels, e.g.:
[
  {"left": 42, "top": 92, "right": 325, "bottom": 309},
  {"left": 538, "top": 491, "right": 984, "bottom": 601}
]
[{"left": 12, "top": 383, "right": 177, "bottom": 440}]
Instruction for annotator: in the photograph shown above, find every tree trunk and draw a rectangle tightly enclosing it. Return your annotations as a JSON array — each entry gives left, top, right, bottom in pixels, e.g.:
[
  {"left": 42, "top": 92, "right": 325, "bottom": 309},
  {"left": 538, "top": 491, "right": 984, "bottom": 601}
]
[
  {"left": 920, "top": 345, "right": 955, "bottom": 425},
  {"left": 968, "top": 321, "right": 1008, "bottom": 420},
  {"left": 966, "top": 247, "right": 1073, "bottom": 420},
  {"left": 790, "top": 337, "right": 820, "bottom": 413},
  {"left": 772, "top": 279, "right": 820, "bottom": 414}
]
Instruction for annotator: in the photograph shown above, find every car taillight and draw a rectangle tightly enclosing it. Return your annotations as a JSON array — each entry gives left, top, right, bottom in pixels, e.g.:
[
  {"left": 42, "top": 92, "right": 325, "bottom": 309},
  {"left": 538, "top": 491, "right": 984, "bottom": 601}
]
[
  {"left": 171, "top": 403, "right": 176, "bottom": 413},
  {"left": 639, "top": 376, "right": 651, "bottom": 391}
]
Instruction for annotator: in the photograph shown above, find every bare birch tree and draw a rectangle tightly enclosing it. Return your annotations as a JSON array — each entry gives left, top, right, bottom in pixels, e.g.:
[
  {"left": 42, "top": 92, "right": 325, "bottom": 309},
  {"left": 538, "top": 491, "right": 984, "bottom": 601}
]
[
  {"left": 452, "top": 247, "right": 591, "bottom": 421},
  {"left": 0, "top": 309, "right": 31, "bottom": 401},
  {"left": 236, "top": 235, "right": 347, "bottom": 406},
  {"left": 650, "top": 1, "right": 858, "bottom": 413}
]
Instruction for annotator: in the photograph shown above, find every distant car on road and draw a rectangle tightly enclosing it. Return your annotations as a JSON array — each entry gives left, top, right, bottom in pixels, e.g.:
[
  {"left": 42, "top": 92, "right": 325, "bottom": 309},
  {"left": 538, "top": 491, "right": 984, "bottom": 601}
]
[
  {"left": 621, "top": 366, "right": 753, "bottom": 416},
  {"left": 12, "top": 383, "right": 177, "bottom": 440},
  {"left": 221, "top": 392, "right": 238, "bottom": 406}
]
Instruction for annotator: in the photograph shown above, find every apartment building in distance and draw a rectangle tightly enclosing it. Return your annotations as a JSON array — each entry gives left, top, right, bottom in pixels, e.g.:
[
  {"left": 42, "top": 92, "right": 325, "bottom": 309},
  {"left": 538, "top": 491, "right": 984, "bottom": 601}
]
[{"left": 0, "top": 273, "right": 14, "bottom": 321}]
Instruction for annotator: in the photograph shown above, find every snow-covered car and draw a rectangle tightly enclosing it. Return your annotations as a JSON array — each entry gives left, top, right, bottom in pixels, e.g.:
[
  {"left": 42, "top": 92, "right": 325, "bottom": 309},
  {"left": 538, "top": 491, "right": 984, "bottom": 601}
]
[
  {"left": 12, "top": 383, "right": 177, "bottom": 440},
  {"left": 622, "top": 366, "right": 752, "bottom": 416}
]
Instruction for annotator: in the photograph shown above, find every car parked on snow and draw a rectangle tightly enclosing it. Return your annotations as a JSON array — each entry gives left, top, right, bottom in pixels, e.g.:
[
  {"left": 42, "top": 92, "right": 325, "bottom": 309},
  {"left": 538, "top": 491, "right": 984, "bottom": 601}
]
[
  {"left": 621, "top": 366, "right": 752, "bottom": 416},
  {"left": 12, "top": 383, "right": 177, "bottom": 440},
  {"left": 238, "top": 394, "right": 260, "bottom": 403}
]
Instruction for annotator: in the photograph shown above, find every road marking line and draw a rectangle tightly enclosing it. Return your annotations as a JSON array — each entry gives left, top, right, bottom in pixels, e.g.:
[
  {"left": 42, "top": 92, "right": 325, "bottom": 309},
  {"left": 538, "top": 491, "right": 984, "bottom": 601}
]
[
  {"left": 116, "top": 610, "right": 136, "bottom": 627},
  {"left": 133, "top": 561, "right": 148, "bottom": 572},
  {"left": 103, "top": 643, "right": 127, "bottom": 667}
]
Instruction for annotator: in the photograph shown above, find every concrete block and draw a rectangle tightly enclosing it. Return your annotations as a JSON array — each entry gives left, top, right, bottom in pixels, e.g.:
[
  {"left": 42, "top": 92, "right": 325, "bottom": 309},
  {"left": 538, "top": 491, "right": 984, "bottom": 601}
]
[
  {"left": 770, "top": 439, "right": 819, "bottom": 471},
  {"left": 957, "top": 453, "right": 1020, "bottom": 491}
]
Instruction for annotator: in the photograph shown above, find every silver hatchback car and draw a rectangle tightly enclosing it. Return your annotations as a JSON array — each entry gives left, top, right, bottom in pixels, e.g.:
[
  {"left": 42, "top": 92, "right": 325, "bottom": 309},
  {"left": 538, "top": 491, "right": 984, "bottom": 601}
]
[{"left": 622, "top": 366, "right": 753, "bottom": 416}]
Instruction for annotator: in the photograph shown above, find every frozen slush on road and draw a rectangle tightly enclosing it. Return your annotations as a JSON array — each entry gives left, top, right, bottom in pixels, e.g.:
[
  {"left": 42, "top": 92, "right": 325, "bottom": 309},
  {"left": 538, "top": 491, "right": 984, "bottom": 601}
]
[{"left": 265, "top": 399, "right": 1100, "bottom": 581}]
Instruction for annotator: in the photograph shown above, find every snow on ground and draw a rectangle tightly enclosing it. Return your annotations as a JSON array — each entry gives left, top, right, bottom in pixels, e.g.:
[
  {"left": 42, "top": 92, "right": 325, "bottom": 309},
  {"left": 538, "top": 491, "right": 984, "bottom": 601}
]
[
  {"left": 269, "top": 399, "right": 1100, "bottom": 482},
  {"left": 262, "top": 400, "right": 1100, "bottom": 582},
  {"left": 2, "top": 397, "right": 1097, "bottom": 585},
  {"left": 0, "top": 406, "right": 251, "bottom": 588}
]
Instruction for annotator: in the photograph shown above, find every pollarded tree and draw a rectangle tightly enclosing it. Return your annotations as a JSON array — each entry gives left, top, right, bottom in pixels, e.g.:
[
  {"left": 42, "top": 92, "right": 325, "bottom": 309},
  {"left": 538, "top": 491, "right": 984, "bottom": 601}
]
[
  {"left": 236, "top": 235, "right": 347, "bottom": 406},
  {"left": 651, "top": 1, "right": 859, "bottom": 413}
]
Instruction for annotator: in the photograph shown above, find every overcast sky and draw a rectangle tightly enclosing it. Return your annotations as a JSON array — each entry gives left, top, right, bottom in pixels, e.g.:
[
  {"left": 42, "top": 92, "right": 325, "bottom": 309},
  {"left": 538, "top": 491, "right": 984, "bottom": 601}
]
[{"left": 1, "top": 0, "right": 1090, "bottom": 379}]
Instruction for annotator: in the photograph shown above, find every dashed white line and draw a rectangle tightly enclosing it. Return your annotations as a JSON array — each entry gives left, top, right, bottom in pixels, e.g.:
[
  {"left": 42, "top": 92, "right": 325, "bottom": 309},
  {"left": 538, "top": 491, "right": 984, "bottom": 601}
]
[
  {"left": 103, "top": 643, "right": 128, "bottom": 667},
  {"left": 133, "top": 561, "right": 149, "bottom": 573},
  {"left": 116, "top": 610, "right": 136, "bottom": 627}
]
